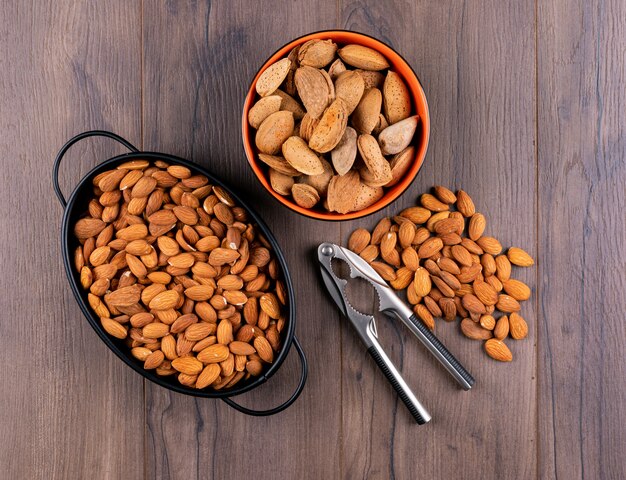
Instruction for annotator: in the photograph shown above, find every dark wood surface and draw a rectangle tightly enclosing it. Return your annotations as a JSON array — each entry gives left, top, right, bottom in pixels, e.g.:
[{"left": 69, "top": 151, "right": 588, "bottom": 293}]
[{"left": 1, "top": 1, "right": 624, "bottom": 478}]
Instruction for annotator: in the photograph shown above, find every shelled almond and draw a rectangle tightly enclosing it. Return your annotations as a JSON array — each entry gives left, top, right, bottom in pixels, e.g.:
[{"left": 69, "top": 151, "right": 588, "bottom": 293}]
[
  {"left": 249, "top": 38, "right": 420, "bottom": 213},
  {"left": 346, "top": 187, "right": 535, "bottom": 362},
  {"left": 73, "top": 160, "right": 287, "bottom": 390}
]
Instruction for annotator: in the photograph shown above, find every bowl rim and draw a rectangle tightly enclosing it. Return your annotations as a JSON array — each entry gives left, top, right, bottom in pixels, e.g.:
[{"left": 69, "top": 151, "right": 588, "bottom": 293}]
[
  {"left": 61, "top": 151, "right": 297, "bottom": 398},
  {"left": 241, "top": 29, "right": 430, "bottom": 221}
]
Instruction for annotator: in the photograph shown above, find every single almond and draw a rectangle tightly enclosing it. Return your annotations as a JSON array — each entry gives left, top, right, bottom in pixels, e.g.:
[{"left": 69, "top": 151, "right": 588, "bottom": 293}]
[
  {"left": 331, "top": 126, "right": 358, "bottom": 175},
  {"left": 282, "top": 136, "right": 324, "bottom": 175},
  {"left": 256, "top": 111, "right": 295, "bottom": 155},
  {"left": 338, "top": 44, "right": 390, "bottom": 70},
  {"left": 507, "top": 247, "right": 535, "bottom": 267},
  {"left": 254, "top": 336, "right": 274, "bottom": 363},
  {"left": 357, "top": 134, "right": 392, "bottom": 184},
  {"left": 248, "top": 95, "right": 282, "bottom": 129},
  {"left": 509, "top": 312, "right": 529, "bottom": 339},
  {"left": 309, "top": 98, "right": 349, "bottom": 153},
  {"left": 229, "top": 341, "right": 256, "bottom": 356},
  {"left": 172, "top": 356, "right": 204, "bottom": 376},
  {"left": 256, "top": 58, "right": 291, "bottom": 97},
  {"left": 461, "top": 318, "right": 493, "bottom": 340},
  {"left": 327, "top": 171, "right": 360, "bottom": 214},
  {"left": 197, "top": 343, "right": 230, "bottom": 364},
  {"left": 294, "top": 65, "right": 332, "bottom": 119},
  {"left": 485, "top": 339, "right": 513, "bottom": 362},
  {"left": 335, "top": 70, "right": 365, "bottom": 115},
  {"left": 378, "top": 115, "right": 419, "bottom": 155},
  {"left": 149, "top": 290, "right": 180, "bottom": 310},
  {"left": 456, "top": 190, "right": 476, "bottom": 217},
  {"left": 351, "top": 87, "right": 382, "bottom": 134},
  {"left": 496, "top": 294, "right": 521, "bottom": 313},
  {"left": 383, "top": 71, "right": 411, "bottom": 124}
]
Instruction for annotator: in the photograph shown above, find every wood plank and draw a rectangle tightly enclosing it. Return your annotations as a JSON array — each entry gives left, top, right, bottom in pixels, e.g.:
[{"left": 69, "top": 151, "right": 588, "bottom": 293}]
[
  {"left": 537, "top": 0, "right": 626, "bottom": 478},
  {"left": 0, "top": 1, "right": 144, "bottom": 478},
  {"left": 141, "top": 2, "right": 342, "bottom": 479},
  {"left": 339, "top": 1, "right": 537, "bottom": 478}
]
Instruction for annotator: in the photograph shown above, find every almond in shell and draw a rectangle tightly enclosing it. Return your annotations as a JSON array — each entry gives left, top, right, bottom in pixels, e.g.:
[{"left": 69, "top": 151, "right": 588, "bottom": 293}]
[
  {"left": 299, "top": 113, "right": 320, "bottom": 142},
  {"left": 257, "top": 153, "right": 300, "bottom": 177},
  {"left": 383, "top": 71, "right": 411, "bottom": 124},
  {"left": 308, "top": 98, "right": 349, "bottom": 153},
  {"left": 327, "top": 171, "right": 360, "bottom": 214},
  {"left": 291, "top": 183, "right": 320, "bottom": 209},
  {"left": 351, "top": 88, "right": 382, "bottom": 134},
  {"left": 378, "top": 115, "right": 419, "bottom": 155},
  {"left": 335, "top": 70, "right": 365, "bottom": 114},
  {"left": 298, "top": 39, "right": 337, "bottom": 68},
  {"left": 338, "top": 44, "right": 390, "bottom": 71},
  {"left": 255, "top": 111, "right": 294, "bottom": 155},
  {"left": 282, "top": 136, "right": 325, "bottom": 175},
  {"left": 328, "top": 58, "right": 347, "bottom": 80},
  {"left": 352, "top": 182, "right": 383, "bottom": 211},
  {"left": 274, "top": 89, "right": 306, "bottom": 120},
  {"left": 357, "top": 134, "right": 392, "bottom": 185},
  {"left": 269, "top": 168, "right": 295, "bottom": 196},
  {"left": 300, "top": 157, "right": 333, "bottom": 196},
  {"left": 294, "top": 66, "right": 332, "bottom": 119},
  {"left": 248, "top": 95, "right": 282, "bottom": 129},
  {"left": 256, "top": 58, "right": 291, "bottom": 97},
  {"left": 331, "top": 126, "right": 357, "bottom": 175}
]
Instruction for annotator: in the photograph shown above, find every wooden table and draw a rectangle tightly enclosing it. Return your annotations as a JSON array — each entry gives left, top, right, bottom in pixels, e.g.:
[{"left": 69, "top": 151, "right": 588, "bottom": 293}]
[{"left": 2, "top": 1, "right": 624, "bottom": 478}]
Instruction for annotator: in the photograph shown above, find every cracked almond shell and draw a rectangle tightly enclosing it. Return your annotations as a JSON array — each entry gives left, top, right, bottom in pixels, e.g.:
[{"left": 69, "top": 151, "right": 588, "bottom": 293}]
[
  {"left": 308, "top": 98, "right": 349, "bottom": 153},
  {"left": 255, "top": 110, "right": 294, "bottom": 155},
  {"left": 328, "top": 58, "right": 347, "bottom": 80},
  {"left": 256, "top": 58, "right": 291, "bottom": 97},
  {"left": 298, "top": 39, "right": 337, "bottom": 68},
  {"left": 281, "top": 136, "right": 325, "bottom": 175}
]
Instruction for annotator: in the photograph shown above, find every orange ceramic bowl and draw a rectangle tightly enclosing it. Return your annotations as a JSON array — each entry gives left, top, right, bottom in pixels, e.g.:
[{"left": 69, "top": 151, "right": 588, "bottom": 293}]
[{"left": 242, "top": 30, "right": 430, "bottom": 221}]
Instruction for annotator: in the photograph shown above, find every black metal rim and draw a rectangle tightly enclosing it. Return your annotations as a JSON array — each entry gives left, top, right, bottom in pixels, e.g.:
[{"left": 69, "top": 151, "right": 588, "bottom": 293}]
[
  {"left": 241, "top": 28, "right": 431, "bottom": 222},
  {"left": 59, "top": 149, "right": 298, "bottom": 399}
]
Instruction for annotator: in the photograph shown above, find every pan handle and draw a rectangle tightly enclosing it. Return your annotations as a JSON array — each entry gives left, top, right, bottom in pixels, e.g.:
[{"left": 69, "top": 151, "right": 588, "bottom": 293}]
[
  {"left": 53, "top": 130, "right": 139, "bottom": 208},
  {"left": 221, "top": 335, "right": 308, "bottom": 416}
]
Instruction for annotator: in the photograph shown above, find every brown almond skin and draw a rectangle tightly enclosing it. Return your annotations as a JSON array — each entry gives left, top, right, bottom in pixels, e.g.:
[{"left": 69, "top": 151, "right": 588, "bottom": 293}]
[{"left": 484, "top": 339, "right": 513, "bottom": 362}]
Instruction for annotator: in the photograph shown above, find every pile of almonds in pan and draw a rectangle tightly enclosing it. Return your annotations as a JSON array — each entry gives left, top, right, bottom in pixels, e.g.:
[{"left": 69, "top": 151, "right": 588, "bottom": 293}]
[
  {"left": 248, "top": 39, "right": 419, "bottom": 213},
  {"left": 347, "top": 187, "right": 534, "bottom": 362},
  {"left": 73, "top": 159, "right": 287, "bottom": 390}
]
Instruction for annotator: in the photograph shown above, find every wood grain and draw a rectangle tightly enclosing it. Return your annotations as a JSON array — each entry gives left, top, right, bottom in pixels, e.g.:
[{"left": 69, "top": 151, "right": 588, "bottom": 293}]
[
  {"left": 141, "top": 2, "right": 343, "bottom": 479},
  {"left": 339, "top": 1, "right": 537, "bottom": 478},
  {"left": 0, "top": 0, "right": 624, "bottom": 478},
  {"left": 0, "top": 1, "right": 145, "bottom": 479},
  {"left": 537, "top": 0, "right": 626, "bottom": 478}
]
